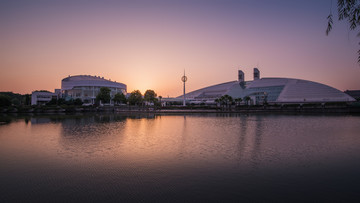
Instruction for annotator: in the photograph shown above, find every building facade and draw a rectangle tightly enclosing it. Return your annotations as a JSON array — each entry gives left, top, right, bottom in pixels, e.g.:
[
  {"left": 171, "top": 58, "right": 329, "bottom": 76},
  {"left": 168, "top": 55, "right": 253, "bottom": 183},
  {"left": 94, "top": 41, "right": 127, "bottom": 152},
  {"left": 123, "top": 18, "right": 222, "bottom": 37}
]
[
  {"left": 179, "top": 68, "right": 355, "bottom": 105},
  {"left": 61, "top": 75, "right": 127, "bottom": 105},
  {"left": 31, "top": 91, "right": 58, "bottom": 105},
  {"left": 344, "top": 90, "right": 360, "bottom": 101}
]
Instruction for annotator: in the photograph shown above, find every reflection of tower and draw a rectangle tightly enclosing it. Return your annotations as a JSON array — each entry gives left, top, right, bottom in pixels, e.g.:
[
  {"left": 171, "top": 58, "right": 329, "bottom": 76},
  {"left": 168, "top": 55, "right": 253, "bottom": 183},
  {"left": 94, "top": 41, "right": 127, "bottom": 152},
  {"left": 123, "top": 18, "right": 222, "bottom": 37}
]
[{"left": 181, "top": 70, "right": 187, "bottom": 106}]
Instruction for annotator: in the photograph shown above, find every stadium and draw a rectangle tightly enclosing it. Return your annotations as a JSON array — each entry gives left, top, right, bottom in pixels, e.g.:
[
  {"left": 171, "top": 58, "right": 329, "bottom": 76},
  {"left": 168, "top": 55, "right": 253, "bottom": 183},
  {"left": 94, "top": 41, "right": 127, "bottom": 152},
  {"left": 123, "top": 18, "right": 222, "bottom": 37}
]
[
  {"left": 61, "top": 75, "right": 127, "bottom": 104},
  {"left": 179, "top": 68, "right": 355, "bottom": 105}
]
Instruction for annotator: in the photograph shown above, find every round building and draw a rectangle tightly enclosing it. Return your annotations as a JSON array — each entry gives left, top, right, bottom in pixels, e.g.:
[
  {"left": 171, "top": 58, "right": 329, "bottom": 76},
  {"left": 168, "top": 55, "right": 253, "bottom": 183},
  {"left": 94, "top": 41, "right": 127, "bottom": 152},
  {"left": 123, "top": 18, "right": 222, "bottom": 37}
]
[{"left": 61, "top": 75, "right": 127, "bottom": 104}]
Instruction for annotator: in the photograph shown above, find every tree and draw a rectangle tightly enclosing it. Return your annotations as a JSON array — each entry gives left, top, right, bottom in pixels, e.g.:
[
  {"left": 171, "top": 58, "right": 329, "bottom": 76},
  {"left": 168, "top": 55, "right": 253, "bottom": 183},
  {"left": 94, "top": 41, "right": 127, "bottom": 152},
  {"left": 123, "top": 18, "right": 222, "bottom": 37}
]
[
  {"left": 224, "top": 95, "right": 233, "bottom": 109},
  {"left": 158, "top": 96, "right": 163, "bottom": 107},
  {"left": 128, "top": 90, "right": 143, "bottom": 105},
  {"left": 74, "top": 98, "right": 83, "bottom": 106},
  {"left": 144, "top": 89, "right": 157, "bottom": 104},
  {"left": 0, "top": 92, "right": 23, "bottom": 106},
  {"left": 219, "top": 95, "right": 233, "bottom": 110},
  {"left": 0, "top": 94, "right": 11, "bottom": 107},
  {"left": 326, "top": 0, "right": 360, "bottom": 62},
  {"left": 113, "top": 92, "right": 127, "bottom": 105},
  {"left": 244, "top": 96, "right": 251, "bottom": 105},
  {"left": 58, "top": 98, "right": 66, "bottom": 105},
  {"left": 11, "top": 98, "right": 20, "bottom": 106},
  {"left": 96, "top": 87, "right": 111, "bottom": 104},
  {"left": 46, "top": 98, "right": 58, "bottom": 106},
  {"left": 234, "top": 98, "right": 243, "bottom": 106},
  {"left": 214, "top": 98, "right": 220, "bottom": 107},
  {"left": 24, "top": 94, "right": 31, "bottom": 106}
]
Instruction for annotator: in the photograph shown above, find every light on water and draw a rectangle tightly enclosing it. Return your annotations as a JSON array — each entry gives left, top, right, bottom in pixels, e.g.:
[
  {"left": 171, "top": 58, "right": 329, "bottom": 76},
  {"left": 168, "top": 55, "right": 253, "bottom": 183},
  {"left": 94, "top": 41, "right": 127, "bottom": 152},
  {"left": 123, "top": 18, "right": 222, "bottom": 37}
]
[{"left": 1, "top": 114, "right": 360, "bottom": 202}]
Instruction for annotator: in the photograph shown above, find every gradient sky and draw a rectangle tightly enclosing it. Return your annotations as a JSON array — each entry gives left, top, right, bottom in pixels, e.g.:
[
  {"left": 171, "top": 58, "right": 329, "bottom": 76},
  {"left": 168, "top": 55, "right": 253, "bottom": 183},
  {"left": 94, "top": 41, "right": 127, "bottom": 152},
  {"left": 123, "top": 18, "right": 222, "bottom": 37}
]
[{"left": 0, "top": 0, "right": 359, "bottom": 97}]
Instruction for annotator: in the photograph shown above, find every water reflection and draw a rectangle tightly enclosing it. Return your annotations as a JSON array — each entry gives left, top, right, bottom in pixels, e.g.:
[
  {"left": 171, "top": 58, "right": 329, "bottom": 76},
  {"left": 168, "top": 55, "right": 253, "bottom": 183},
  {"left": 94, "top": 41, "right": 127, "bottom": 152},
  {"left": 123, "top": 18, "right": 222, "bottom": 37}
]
[
  {"left": 237, "top": 115, "right": 248, "bottom": 161},
  {"left": 251, "top": 115, "right": 263, "bottom": 169},
  {"left": 1, "top": 113, "right": 360, "bottom": 202},
  {"left": 177, "top": 115, "right": 188, "bottom": 160},
  {"left": 58, "top": 116, "right": 126, "bottom": 159}
]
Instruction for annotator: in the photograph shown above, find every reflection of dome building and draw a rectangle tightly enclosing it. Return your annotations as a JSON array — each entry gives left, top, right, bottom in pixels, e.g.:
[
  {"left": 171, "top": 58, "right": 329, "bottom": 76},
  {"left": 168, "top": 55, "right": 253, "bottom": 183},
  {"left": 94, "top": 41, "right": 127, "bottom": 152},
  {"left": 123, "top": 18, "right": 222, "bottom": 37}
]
[
  {"left": 61, "top": 75, "right": 127, "bottom": 104},
  {"left": 179, "top": 68, "right": 355, "bottom": 105}
]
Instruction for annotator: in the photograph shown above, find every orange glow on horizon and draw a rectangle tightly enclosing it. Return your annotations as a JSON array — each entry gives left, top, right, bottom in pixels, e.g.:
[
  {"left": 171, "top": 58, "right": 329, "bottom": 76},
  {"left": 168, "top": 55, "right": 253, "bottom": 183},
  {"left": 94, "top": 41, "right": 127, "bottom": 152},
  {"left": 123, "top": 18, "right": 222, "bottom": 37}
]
[{"left": 0, "top": 1, "right": 359, "bottom": 96}]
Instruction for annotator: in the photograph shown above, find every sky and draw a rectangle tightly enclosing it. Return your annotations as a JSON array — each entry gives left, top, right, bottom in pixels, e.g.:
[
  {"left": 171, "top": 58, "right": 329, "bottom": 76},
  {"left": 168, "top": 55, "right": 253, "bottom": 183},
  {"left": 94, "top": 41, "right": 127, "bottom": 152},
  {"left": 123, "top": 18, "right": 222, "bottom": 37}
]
[{"left": 0, "top": 0, "right": 359, "bottom": 97}]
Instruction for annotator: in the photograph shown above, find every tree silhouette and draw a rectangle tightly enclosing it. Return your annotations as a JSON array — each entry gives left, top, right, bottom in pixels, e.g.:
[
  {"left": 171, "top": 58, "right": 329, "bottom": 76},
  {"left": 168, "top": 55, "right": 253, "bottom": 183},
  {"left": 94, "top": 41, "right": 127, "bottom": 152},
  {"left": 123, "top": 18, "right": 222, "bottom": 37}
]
[
  {"left": 234, "top": 98, "right": 243, "bottom": 106},
  {"left": 144, "top": 90, "right": 157, "bottom": 104},
  {"left": 0, "top": 94, "right": 11, "bottom": 107},
  {"left": 113, "top": 92, "right": 127, "bottom": 104},
  {"left": 96, "top": 87, "right": 111, "bottom": 104},
  {"left": 244, "top": 96, "right": 251, "bottom": 105},
  {"left": 128, "top": 90, "right": 143, "bottom": 105},
  {"left": 158, "top": 96, "right": 162, "bottom": 107},
  {"left": 326, "top": 0, "right": 360, "bottom": 62},
  {"left": 218, "top": 95, "right": 233, "bottom": 110}
]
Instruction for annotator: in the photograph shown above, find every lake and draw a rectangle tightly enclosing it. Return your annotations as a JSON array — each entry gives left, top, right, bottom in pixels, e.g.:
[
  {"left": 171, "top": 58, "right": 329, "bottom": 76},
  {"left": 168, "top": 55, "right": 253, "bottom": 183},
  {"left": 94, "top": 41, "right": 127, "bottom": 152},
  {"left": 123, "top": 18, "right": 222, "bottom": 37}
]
[{"left": 1, "top": 113, "right": 360, "bottom": 202}]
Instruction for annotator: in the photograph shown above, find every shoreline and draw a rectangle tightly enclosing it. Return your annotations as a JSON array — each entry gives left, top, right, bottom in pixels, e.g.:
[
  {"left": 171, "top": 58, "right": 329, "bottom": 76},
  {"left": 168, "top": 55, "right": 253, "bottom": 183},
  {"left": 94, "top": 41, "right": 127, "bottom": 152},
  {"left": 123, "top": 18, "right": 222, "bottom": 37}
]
[{"left": 1, "top": 105, "right": 360, "bottom": 115}]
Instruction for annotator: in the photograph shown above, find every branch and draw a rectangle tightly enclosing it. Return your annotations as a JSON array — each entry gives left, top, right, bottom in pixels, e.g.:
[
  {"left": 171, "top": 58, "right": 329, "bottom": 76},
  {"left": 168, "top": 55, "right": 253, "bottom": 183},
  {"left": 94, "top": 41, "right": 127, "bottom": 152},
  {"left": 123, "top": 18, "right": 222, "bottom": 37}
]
[{"left": 326, "top": 14, "right": 333, "bottom": 35}]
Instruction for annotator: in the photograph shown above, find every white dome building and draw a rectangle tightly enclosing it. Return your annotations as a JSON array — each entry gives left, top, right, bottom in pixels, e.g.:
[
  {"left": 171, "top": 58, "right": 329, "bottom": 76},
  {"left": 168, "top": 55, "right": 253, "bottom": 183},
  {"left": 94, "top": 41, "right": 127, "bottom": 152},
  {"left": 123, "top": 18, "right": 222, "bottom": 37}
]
[
  {"left": 179, "top": 69, "right": 355, "bottom": 105},
  {"left": 61, "top": 75, "right": 127, "bottom": 104}
]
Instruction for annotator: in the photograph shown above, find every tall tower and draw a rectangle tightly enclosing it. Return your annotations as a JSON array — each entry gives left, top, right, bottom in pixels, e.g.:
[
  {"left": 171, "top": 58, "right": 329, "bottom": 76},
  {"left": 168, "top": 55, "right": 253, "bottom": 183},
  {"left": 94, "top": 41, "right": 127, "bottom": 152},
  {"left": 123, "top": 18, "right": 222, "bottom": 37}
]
[{"left": 181, "top": 70, "right": 187, "bottom": 106}]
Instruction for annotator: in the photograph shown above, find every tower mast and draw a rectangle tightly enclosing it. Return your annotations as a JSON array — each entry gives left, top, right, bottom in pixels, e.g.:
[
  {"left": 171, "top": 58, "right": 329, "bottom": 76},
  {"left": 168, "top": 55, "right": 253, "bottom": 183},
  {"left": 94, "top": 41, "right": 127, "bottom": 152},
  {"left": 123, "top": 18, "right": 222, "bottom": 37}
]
[{"left": 181, "top": 70, "right": 187, "bottom": 106}]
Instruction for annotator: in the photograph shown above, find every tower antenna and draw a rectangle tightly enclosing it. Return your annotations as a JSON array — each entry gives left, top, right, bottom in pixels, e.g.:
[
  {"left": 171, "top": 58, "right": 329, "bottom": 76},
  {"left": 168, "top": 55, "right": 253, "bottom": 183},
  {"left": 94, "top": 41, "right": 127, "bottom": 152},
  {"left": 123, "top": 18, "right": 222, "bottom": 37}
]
[{"left": 181, "top": 70, "right": 188, "bottom": 106}]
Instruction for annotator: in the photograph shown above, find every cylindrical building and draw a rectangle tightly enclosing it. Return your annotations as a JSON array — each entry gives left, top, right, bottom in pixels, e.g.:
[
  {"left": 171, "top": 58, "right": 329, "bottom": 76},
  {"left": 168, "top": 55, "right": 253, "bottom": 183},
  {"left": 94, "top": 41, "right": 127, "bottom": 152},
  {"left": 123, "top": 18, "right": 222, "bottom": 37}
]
[{"left": 61, "top": 75, "right": 127, "bottom": 104}]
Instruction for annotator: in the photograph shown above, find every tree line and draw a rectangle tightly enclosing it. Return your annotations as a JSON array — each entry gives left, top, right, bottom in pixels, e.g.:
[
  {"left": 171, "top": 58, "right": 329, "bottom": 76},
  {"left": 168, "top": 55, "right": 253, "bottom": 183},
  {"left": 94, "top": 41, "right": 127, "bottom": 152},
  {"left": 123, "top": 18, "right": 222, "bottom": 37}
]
[
  {"left": 91, "top": 87, "right": 160, "bottom": 106},
  {"left": 0, "top": 92, "right": 31, "bottom": 107},
  {"left": 0, "top": 88, "right": 161, "bottom": 108},
  {"left": 214, "top": 94, "right": 254, "bottom": 109}
]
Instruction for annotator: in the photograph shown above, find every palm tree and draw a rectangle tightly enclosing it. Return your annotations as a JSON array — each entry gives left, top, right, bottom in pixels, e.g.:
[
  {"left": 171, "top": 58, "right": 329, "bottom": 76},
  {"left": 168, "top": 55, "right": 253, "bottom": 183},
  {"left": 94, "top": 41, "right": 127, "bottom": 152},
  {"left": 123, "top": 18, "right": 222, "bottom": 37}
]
[
  {"left": 218, "top": 96, "right": 225, "bottom": 110},
  {"left": 158, "top": 96, "right": 162, "bottom": 109},
  {"left": 234, "top": 98, "right": 242, "bottom": 106},
  {"left": 214, "top": 98, "right": 221, "bottom": 110},
  {"left": 220, "top": 95, "right": 233, "bottom": 110},
  {"left": 244, "top": 96, "right": 251, "bottom": 106}
]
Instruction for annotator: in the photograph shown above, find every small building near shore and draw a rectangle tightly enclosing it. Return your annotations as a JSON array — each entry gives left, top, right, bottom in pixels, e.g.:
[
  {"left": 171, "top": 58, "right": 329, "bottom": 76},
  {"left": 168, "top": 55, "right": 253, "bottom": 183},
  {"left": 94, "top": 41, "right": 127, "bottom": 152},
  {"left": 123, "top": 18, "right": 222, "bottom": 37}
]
[{"left": 31, "top": 91, "right": 58, "bottom": 105}]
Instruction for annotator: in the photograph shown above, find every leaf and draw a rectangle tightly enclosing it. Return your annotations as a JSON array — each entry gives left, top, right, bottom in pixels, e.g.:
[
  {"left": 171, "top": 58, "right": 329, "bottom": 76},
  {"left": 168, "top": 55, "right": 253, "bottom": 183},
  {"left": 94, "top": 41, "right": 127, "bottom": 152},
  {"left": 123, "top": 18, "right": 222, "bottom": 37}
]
[{"left": 326, "top": 14, "right": 333, "bottom": 35}]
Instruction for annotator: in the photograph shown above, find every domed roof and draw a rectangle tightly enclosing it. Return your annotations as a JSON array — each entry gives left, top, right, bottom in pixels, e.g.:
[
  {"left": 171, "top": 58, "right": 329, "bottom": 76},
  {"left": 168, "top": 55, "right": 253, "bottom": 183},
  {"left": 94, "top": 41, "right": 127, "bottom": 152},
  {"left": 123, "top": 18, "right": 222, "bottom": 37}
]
[
  {"left": 179, "top": 77, "right": 355, "bottom": 103},
  {"left": 61, "top": 75, "right": 126, "bottom": 91}
]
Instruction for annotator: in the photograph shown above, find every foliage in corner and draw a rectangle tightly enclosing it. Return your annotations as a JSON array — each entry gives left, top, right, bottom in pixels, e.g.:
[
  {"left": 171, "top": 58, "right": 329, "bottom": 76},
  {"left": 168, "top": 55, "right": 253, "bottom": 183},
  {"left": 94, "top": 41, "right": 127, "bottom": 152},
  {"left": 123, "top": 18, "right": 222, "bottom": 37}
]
[{"left": 326, "top": 0, "right": 360, "bottom": 62}]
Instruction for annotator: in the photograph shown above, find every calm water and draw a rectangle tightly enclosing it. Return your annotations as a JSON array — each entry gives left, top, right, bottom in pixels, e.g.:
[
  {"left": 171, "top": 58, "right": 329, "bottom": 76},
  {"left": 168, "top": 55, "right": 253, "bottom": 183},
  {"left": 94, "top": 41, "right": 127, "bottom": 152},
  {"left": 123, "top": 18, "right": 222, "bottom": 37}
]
[{"left": 1, "top": 113, "right": 360, "bottom": 202}]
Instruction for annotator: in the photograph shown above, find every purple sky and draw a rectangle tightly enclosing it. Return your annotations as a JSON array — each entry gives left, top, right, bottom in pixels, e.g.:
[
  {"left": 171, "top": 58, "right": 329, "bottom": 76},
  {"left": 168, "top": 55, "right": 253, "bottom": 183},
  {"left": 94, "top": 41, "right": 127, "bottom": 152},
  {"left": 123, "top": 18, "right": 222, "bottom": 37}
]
[{"left": 0, "top": 0, "right": 359, "bottom": 96}]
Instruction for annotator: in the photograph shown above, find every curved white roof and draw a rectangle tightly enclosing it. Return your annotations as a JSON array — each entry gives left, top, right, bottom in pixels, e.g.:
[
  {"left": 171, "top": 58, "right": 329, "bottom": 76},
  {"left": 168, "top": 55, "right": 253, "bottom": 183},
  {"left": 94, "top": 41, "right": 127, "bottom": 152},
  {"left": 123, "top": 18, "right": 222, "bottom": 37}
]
[
  {"left": 180, "top": 77, "right": 355, "bottom": 103},
  {"left": 61, "top": 75, "right": 126, "bottom": 91}
]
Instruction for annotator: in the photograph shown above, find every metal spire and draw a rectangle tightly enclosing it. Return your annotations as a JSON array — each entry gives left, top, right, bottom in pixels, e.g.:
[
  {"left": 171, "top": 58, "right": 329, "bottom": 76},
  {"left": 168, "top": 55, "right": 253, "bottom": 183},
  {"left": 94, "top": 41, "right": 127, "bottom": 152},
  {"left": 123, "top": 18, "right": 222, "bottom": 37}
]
[{"left": 181, "top": 70, "right": 187, "bottom": 106}]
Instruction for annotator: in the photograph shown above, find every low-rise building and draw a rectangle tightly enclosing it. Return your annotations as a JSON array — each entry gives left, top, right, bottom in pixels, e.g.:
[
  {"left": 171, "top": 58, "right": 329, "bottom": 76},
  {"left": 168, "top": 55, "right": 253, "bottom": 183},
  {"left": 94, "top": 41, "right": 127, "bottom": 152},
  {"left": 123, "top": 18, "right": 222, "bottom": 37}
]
[{"left": 31, "top": 91, "right": 58, "bottom": 105}]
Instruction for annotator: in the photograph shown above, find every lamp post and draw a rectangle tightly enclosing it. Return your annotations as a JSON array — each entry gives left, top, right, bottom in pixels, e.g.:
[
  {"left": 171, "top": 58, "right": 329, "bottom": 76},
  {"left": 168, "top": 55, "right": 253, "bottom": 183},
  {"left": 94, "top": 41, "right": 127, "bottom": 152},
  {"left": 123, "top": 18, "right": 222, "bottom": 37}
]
[{"left": 181, "top": 71, "right": 187, "bottom": 106}]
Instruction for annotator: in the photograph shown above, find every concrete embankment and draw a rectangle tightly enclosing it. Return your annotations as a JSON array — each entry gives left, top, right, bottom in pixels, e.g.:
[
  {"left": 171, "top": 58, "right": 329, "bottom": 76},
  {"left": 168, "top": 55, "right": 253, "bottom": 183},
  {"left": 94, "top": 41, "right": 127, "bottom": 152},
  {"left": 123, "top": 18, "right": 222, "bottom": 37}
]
[{"left": 115, "top": 107, "right": 360, "bottom": 114}]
